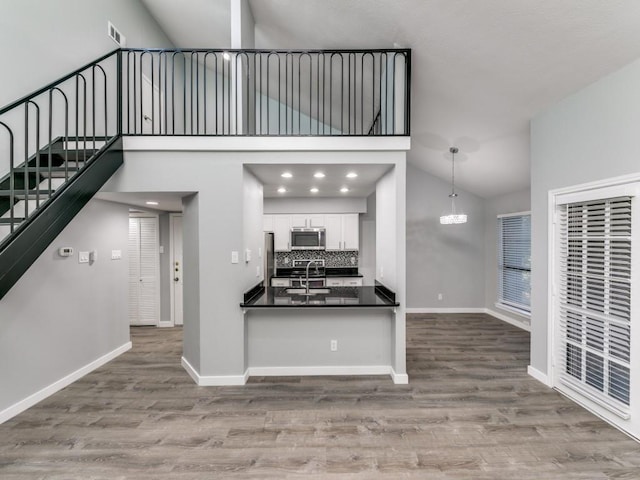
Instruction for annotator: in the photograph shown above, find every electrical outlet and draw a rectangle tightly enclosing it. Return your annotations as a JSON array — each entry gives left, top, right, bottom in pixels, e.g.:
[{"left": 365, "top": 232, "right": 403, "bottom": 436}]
[
  {"left": 438, "top": 293, "right": 443, "bottom": 301},
  {"left": 78, "top": 251, "right": 89, "bottom": 264},
  {"left": 330, "top": 339, "right": 338, "bottom": 352}
]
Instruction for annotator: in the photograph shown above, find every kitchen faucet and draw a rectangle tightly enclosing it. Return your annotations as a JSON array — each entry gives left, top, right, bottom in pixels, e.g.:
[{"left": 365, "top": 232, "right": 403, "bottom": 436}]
[{"left": 305, "top": 259, "right": 322, "bottom": 294}]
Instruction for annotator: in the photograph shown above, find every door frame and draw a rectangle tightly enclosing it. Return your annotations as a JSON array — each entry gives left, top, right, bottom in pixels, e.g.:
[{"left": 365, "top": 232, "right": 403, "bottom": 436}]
[{"left": 169, "top": 213, "right": 183, "bottom": 326}]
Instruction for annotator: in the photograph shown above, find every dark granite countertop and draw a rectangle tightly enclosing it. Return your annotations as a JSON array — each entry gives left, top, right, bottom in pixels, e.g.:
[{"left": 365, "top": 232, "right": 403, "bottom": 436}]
[
  {"left": 241, "top": 283, "right": 398, "bottom": 309},
  {"left": 272, "top": 267, "right": 363, "bottom": 278}
]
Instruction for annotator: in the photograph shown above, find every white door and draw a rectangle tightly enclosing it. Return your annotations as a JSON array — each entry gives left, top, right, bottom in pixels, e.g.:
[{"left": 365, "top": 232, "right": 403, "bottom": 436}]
[
  {"left": 171, "top": 214, "right": 184, "bottom": 326},
  {"left": 129, "top": 216, "right": 160, "bottom": 326},
  {"left": 142, "top": 74, "right": 162, "bottom": 134}
]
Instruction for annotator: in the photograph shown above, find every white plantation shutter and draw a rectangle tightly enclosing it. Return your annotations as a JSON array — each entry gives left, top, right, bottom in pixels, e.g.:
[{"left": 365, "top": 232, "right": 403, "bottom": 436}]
[
  {"left": 128, "top": 216, "right": 159, "bottom": 325},
  {"left": 557, "top": 196, "right": 632, "bottom": 416},
  {"left": 138, "top": 217, "right": 159, "bottom": 323},
  {"left": 498, "top": 213, "right": 531, "bottom": 314},
  {"left": 128, "top": 217, "right": 141, "bottom": 324}
]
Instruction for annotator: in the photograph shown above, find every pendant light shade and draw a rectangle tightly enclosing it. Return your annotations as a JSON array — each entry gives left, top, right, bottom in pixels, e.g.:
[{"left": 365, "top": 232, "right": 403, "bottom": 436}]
[{"left": 440, "top": 147, "right": 467, "bottom": 225}]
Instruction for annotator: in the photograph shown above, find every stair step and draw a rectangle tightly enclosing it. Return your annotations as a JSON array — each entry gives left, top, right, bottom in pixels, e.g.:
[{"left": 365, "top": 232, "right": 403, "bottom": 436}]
[
  {"left": 0, "top": 218, "right": 26, "bottom": 224},
  {"left": 25, "top": 165, "right": 81, "bottom": 178},
  {"left": 1, "top": 200, "right": 38, "bottom": 218},
  {"left": 0, "top": 190, "right": 55, "bottom": 199}
]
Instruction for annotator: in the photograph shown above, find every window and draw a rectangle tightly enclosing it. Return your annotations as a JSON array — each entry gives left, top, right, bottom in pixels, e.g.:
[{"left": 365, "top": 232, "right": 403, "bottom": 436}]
[{"left": 497, "top": 212, "right": 531, "bottom": 315}]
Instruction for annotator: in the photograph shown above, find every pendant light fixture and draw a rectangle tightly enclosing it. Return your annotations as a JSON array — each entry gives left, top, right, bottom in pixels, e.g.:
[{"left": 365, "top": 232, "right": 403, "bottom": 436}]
[{"left": 440, "top": 147, "right": 467, "bottom": 225}]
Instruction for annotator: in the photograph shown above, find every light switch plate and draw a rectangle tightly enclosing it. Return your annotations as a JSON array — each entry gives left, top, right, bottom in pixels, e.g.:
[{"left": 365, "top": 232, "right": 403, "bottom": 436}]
[
  {"left": 231, "top": 251, "right": 239, "bottom": 264},
  {"left": 79, "top": 251, "right": 89, "bottom": 264},
  {"left": 111, "top": 250, "right": 122, "bottom": 260}
]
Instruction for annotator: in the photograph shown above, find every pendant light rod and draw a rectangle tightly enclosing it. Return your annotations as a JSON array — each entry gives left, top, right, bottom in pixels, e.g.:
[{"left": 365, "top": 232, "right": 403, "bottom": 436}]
[{"left": 449, "top": 147, "right": 459, "bottom": 198}]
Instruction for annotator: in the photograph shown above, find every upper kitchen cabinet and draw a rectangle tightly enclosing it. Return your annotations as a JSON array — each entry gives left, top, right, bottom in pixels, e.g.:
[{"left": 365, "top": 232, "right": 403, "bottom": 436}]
[
  {"left": 290, "top": 214, "right": 325, "bottom": 228},
  {"left": 263, "top": 214, "right": 274, "bottom": 232},
  {"left": 273, "top": 215, "right": 292, "bottom": 251},
  {"left": 325, "top": 213, "right": 359, "bottom": 250}
]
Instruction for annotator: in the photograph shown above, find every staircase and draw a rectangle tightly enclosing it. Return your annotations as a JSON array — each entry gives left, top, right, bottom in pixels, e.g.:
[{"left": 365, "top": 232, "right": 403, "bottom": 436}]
[
  {"left": 0, "top": 138, "right": 95, "bottom": 240},
  {"left": 0, "top": 134, "right": 123, "bottom": 299}
]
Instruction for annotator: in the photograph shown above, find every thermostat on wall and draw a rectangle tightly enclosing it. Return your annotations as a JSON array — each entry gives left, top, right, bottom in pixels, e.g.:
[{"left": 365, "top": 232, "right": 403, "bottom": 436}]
[{"left": 58, "top": 247, "right": 74, "bottom": 257}]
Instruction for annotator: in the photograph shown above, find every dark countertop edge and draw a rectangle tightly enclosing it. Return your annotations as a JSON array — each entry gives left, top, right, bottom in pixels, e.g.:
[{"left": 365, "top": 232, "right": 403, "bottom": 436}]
[
  {"left": 239, "top": 284, "right": 400, "bottom": 309},
  {"left": 374, "top": 281, "right": 396, "bottom": 303},
  {"left": 271, "top": 273, "right": 364, "bottom": 278},
  {"left": 243, "top": 282, "right": 265, "bottom": 304}
]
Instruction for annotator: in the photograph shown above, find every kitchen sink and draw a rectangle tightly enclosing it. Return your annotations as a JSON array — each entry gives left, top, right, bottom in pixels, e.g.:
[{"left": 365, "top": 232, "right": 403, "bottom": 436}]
[{"left": 285, "top": 288, "right": 331, "bottom": 295}]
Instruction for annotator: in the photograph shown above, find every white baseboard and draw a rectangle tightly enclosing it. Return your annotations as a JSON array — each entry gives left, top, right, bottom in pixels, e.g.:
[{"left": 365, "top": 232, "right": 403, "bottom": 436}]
[
  {"left": 527, "top": 365, "right": 552, "bottom": 387},
  {"left": 181, "top": 356, "right": 249, "bottom": 386},
  {"left": 0, "top": 342, "right": 132, "bottom": 425},
  {"left": 484, "top": 308, "right": 531, "bottom": 332},
  {"left": 406, "top": 307, "right": 486, "bottom": 314},
  {"left": 391, "top": 368, "right": 409, "bottom": 384},
  {"left": 246, "top": 365, "right": 393, "bottom": 378}
]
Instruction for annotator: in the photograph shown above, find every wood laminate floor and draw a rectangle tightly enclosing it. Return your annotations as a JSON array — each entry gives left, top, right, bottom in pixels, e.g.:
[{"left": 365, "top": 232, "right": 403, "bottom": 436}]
[{"left": 1, "top": 313, "right": 639, "bottom": 479}]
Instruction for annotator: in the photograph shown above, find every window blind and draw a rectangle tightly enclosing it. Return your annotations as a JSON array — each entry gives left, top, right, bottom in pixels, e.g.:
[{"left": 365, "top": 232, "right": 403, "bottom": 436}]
[
  {"left": 557, "top": 197, "right": 632, "bottom": 416},
  {"left": 498, "top": 213, "right": 531, "bottom": 314}
]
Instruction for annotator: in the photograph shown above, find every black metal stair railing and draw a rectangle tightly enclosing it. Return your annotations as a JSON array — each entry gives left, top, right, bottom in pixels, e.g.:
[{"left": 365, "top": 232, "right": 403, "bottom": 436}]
[{"left": 0, "top": 49, "right": 121, "bottom": 245}]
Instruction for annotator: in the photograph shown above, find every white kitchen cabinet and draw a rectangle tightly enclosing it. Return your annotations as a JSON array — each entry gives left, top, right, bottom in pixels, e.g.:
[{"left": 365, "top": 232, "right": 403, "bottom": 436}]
[
  {"left": 326, "top": 277, "right": 363, "bottom": 287},
  {"left": 290, "top": 214, "right": 325, "bottom": 228},
  {"left": 271, "top": 277, "right": 290, "bottom": 287},
  {"left": 263, "top": 214, "right": 274, "bottom": 232},
  {"left": 343, "top": 277, "right": 363, "bottom": 287},
  {"left": 325, "top": 213, "right": 359, "bottom": 251},
  {"left": 342, "top": 214, "right": 359, "bottom": 250},
  {"left": 273, "top": 215, "right": 291, "bottom": 251},
  {"left": 324, "top": 214, "right": 342, "bottom": 250}
]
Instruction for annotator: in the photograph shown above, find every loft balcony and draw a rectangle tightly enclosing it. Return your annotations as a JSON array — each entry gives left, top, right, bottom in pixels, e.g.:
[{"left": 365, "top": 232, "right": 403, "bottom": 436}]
[{"left": 0, "top": 47, "right": 410, "bottom": 298}]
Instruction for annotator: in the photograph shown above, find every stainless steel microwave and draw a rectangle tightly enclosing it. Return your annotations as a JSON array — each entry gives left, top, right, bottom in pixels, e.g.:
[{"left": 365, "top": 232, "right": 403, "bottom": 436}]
[{"left": 290, "top": 228, "right": 326, "bottom": 250}]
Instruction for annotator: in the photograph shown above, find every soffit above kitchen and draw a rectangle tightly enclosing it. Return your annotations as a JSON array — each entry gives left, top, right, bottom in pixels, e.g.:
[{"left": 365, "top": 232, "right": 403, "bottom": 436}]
[{"left": 245, "top": 164, "right": 392, "bottom": 198}]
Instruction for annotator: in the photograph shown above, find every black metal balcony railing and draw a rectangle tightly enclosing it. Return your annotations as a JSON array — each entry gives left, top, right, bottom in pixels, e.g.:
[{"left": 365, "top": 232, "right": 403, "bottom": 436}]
[
  {"left": 0, "top": 47, "right": 410, "bottom": 247},
  {"left": 121, "top": 48, "right": 410, "bottom": 136}
]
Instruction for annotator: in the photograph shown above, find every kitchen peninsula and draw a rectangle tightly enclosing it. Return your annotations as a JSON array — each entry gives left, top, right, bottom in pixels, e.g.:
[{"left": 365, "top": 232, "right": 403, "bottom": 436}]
[{"left": 240, "top": 280, "right": 402, "bottom": 383}]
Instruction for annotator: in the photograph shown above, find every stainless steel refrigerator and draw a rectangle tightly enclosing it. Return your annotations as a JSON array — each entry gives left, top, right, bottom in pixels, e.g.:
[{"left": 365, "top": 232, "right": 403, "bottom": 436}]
[{"left": 263, "top": 232, "right": 275, "bottom": 287}]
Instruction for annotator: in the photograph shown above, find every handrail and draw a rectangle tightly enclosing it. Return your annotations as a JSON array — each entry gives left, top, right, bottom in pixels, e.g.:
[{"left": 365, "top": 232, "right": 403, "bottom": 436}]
[{"left": 0, "top": 49, "right": 120, "bottom": 116}]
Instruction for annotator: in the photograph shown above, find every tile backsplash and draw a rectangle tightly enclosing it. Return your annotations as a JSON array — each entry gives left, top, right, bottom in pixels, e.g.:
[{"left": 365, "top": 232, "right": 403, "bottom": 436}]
[{"left": 275, "top": 250, "right": 358, "bottom": 268}]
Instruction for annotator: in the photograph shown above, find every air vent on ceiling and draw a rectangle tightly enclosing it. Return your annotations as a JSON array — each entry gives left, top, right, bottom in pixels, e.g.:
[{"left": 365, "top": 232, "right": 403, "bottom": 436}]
[{"left": 107, "top": 21, "right": 126, "bottom": 47}]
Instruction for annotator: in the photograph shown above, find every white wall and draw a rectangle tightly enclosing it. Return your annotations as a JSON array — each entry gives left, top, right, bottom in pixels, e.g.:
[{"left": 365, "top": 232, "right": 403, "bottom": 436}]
[
  {"left": 264, "top": 197, "right": 367, "bottom": 214},
  {"left": 0, "top": 0, "right": 173, "bottom": 106},
  {"left": 530, "top": 55, "right": 640, "bottom": 376},
  {"left": 243, "top": 168, "right": 264, "bottom": 283},
  {"left": 406, "top": 163, "right": 485, "bottom": 309},
  {"left": 484, "top": 188, "right": 531, "bottom": 326},
  {"left": 0, "top": 199, "right": 129, "bottom": 420},
  {"left": 102, "top": 142, "right": 407, "bottom": 382},
  {"left": 359, "top": 192, "right": 376, "bottom": 285},
  {"left": 376, "top": 168, "right": 398, "bottom": 289}
]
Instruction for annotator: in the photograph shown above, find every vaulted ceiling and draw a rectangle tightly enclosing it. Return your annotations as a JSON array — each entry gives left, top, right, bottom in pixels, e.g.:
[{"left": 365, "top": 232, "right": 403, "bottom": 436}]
[{"left": 140, "top": 0, "right": 640, "bottom": 198}]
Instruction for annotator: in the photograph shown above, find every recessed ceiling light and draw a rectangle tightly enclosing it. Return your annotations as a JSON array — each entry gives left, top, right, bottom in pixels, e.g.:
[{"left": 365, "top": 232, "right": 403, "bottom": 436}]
[
  {"left": 310, "top": 187, "right": 319, "bottom": 193},
  {"left": 346, "top": 172, "right": 358, "bottom": 178},
  {"left": 223, "top": 52, "right": 231, "bottom": 61},
  {"left": 145, "top": 201, "right": 159, "bottom": 206},
  {"left": 340, "top": 187, "right": 349, "bottom": 193},
  {"left": 281, "top": 172, "right": 293, "bottom": 178},
  {"left": 313, "top": 172, "right": 325, "bottom": 178},
  {"left": 277, "top": 187, "right": 287, "bottom": 193}
]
